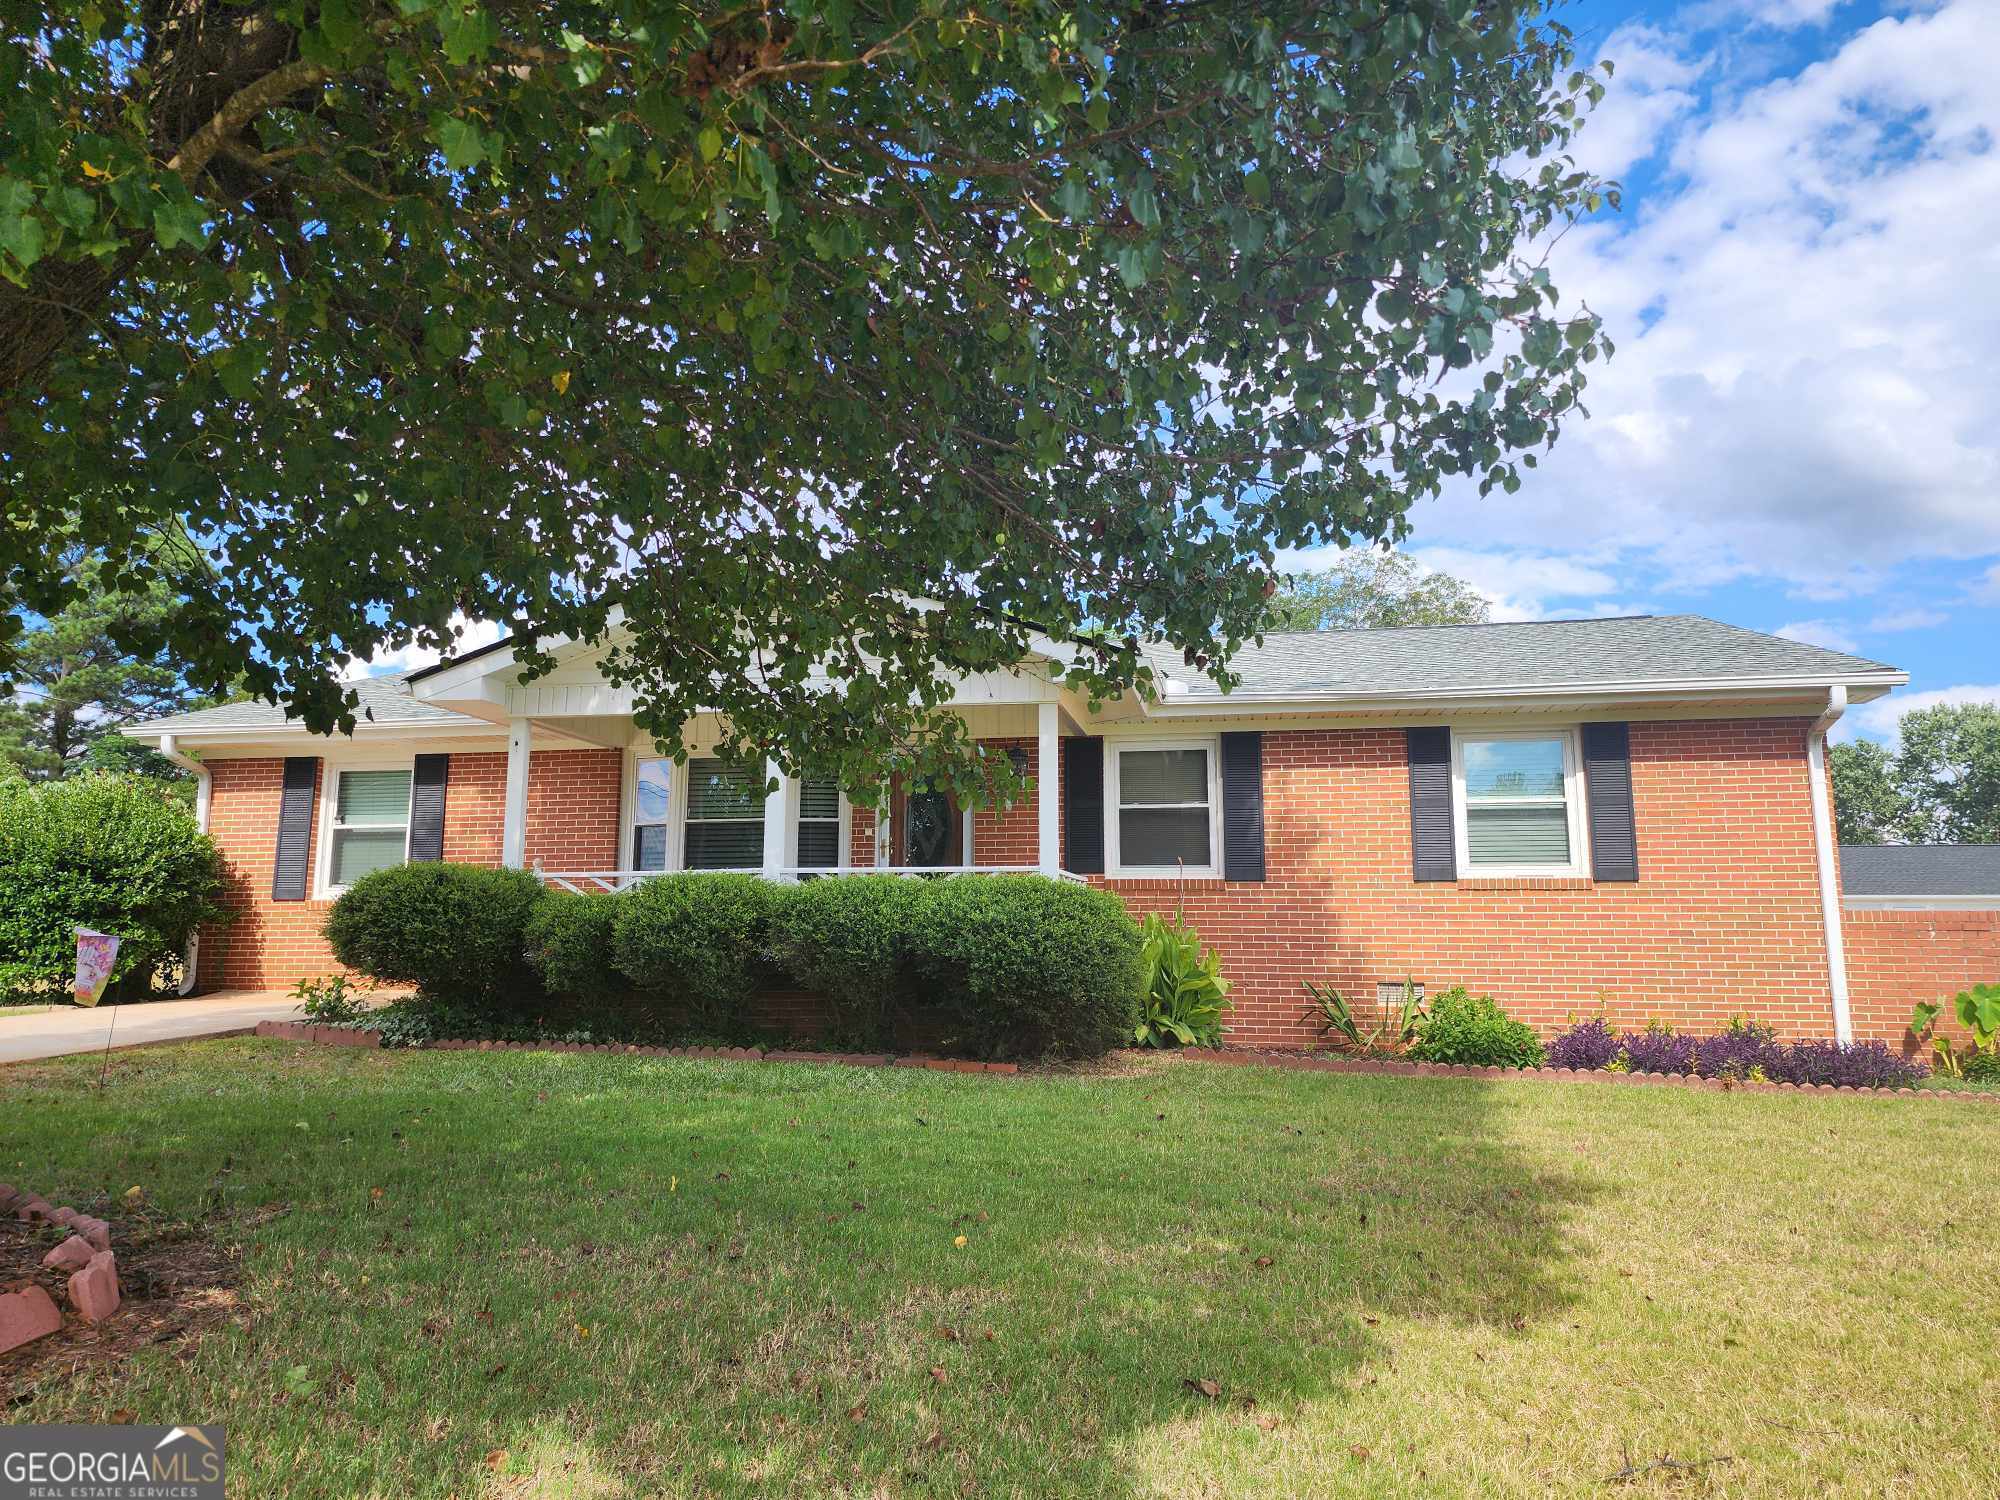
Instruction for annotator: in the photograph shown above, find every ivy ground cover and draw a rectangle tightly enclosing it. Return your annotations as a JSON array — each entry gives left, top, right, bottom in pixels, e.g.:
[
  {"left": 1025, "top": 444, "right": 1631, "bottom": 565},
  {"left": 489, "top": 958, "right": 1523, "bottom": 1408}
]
[{"left": 2, "top": 1040, "right": 1994, "bottom": 1498}]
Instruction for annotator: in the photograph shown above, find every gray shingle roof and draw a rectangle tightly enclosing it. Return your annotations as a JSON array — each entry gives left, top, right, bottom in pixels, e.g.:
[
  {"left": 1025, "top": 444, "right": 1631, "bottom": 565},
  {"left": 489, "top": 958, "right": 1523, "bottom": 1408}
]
[
  {"left": 130, "top": 672, "right": 476, "bottom": 736},
  {"left": 1840, "top": 844, "right": 2000, "bottom": 898},
  {"left": 1144, "top": 614, "right": 1900, "bottom": 699}
]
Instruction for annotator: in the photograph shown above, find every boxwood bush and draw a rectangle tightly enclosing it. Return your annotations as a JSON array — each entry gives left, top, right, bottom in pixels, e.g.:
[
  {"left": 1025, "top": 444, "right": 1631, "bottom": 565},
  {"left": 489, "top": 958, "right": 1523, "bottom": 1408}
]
[
  {"left": 611, "top": 873, "right": 783, "bottom": 1030},
  {"left": 0, "top": 772, "right": 229, "bottom": 1001},
  {"left": 323, "top": 862, "right": 546, "bottom": 1015},
  {"left": 907, "top": 875, "right": 1143, "bottom": 1059},
  {"left": 523, "top": 890, "right": 630, "bottom": 1004},
  {"left": 764, "top": 875, "right": 927, "bottom": 1048},
  {"left": 1406, "top": 986, "right": 1546, "bottom": 1069}
]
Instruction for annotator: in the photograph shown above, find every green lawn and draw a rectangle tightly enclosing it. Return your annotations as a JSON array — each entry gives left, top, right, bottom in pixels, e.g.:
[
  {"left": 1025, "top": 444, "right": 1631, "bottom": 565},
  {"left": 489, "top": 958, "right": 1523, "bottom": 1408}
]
[{"left": 3, "top": 1041, "right": 1995, "bottom": 1498}]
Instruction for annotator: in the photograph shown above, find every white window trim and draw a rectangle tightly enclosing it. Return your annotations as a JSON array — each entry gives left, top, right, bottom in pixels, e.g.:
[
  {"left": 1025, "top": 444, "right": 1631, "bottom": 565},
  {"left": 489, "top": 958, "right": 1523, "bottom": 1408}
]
[
  {"left": 677, "top": 754, "right": 767, "bottom": 871},
  {"left": 1450, "top": 727, "right": 1590, "bottom": 879},
  {"left": 1104, "top": 736, "right": 1223, "bottom": 880},
  {"left": 315, "top": 760, "right": 416, "bottom": 898}
]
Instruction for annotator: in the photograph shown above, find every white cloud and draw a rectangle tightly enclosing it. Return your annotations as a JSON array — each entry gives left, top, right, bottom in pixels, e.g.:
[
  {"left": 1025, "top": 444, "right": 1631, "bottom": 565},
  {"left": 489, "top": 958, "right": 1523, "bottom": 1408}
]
[
  {"left": 343, "top": 614, "right": 507, "bottom": 679},
  {"left": 1570, "top": 27, "right": 1705, "bottom": 179},
  {"left": 1406, "top": 547, "right": 1622, "bottom": 621},
  {"left": 1866, "top": 607, "right": 1948, "bottom": 632},
  {"left": 1413, "top": 0, "right": 2000, "bottom": 597},
  {"left": 1845, "top": 681, "right": 2000, "bottom": 740},
  {"left": 1979, "top": 563, "right": 2000, "bottom": 602},
  {"left": 1776, "top": 619, "right": 1861, "bottom": 652}
]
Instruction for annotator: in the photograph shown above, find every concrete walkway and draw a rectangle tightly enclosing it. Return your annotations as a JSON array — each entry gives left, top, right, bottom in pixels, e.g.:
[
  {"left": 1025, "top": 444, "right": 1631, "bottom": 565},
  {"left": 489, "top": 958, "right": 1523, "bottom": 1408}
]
[{"left": 0, "top": 990, "right": 309, "bottom": 1064}]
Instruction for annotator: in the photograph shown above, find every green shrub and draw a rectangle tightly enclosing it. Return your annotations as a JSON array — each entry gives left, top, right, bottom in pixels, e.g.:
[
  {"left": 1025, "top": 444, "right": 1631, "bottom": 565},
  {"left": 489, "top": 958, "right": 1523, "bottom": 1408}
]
[
  {"left": 0, "top": 772, "right": 228, "bottom": 1001},
  {"left": 323, "top": 862, "right": 546, "bottom": 1015},
  {"left": 612, "top": 873, "right": 783, "bottom": 1029},
  {"left": 908, "top": 875, "right": 1142, "bottom": 1059},
  {"left": 765, "top": 876, "right": 927, "bottom": 1047},
  {"left": 1133, "top": 911, "right": 1229, "bottom": 1047},
  {"left": 524, "top": 891, "right": 631, "bottom": 1003},
  {"left": 1407, "top": 986, "right": 1545, "bottom": 1069}
]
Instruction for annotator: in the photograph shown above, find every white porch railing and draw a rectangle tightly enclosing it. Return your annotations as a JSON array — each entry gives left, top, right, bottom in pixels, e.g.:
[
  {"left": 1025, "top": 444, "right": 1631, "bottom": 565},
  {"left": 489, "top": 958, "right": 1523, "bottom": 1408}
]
[{"left": 535, "top": 864, "right": 1088, "bottom": 895}]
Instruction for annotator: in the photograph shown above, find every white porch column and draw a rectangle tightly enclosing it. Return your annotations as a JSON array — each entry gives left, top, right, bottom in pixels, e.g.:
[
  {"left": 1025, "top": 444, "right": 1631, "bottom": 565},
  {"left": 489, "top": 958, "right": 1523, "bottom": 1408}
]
[
  {"left": 501, "top": 718, "right": 532, "bottom": 869},
  {"left": 1037, "top": 700, "right": 1061, "bottom": 875},
  {"left": 762, "top": 757, "right": 795, "bottom": 879}
]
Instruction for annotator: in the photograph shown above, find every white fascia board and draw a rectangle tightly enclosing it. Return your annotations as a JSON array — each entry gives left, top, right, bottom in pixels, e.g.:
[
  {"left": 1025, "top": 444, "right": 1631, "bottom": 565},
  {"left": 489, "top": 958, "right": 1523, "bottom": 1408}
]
[
  {"left": 1843, "top": 893, "right": 2000, "bottom": 911},
  {"left": 1138, "top": 672, "right": 1909, "bottom": 719}
]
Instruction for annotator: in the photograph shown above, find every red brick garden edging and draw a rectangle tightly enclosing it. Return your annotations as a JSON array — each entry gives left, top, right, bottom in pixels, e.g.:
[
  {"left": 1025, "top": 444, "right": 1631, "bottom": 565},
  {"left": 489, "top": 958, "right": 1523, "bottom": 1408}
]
[
  {"left": 251, "top": 1021, "right": 1019, "bottom": 1073},
  {"left": 1178, "top": 1047, "right": 1999, "bottom": 1102}
]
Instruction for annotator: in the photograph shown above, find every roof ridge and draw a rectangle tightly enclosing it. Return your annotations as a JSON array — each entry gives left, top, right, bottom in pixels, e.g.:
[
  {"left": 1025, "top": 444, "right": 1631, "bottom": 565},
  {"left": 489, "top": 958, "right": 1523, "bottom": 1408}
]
[{"left": 1248, "top": 614, "right": 1665, "bottom": 639}]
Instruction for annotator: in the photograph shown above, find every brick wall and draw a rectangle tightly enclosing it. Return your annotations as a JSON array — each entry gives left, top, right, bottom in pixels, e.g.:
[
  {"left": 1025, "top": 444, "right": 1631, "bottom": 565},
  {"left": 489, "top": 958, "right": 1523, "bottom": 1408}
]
[
  {"left": 195, "top": 748, "right": 620, "bottom": 990},
  {"left": 1096, "top": 718, "right": 1850, "bottom": 1047},
  {"left": 1846, "top": 907, "right": 2000, "bottom": 1051},
  {"left": 194, "top": 720, "right": 1942, "bottom": 1050}
]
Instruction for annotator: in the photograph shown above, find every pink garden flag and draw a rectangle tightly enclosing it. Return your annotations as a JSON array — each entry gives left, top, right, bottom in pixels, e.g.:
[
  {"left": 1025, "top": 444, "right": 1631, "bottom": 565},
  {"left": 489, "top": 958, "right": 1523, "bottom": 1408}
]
[{"left": 73, "top": 928, "right": 121, "bottom": 1007}]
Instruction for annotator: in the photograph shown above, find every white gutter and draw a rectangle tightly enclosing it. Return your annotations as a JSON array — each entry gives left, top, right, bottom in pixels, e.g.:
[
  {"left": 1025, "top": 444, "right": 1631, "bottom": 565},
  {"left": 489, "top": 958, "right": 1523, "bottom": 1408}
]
[
  {"left": 1804, "top": 688, "right": 1853, "bottom": 1043},
  {"left": 157, "top": 734, "right": 211, "bottom": 997}
]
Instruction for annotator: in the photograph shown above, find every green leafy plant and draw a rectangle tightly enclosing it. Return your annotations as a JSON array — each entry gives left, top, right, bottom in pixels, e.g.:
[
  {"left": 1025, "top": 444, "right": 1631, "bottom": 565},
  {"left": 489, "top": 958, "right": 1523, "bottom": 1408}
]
[
  {"left": 1299, "top": 978, "right": 1423, "bottom": 1054},
  {"left": 291, "top": 973, "right": 374, "bottom": 1027},
  {"left": 1910, "top": 984, "right": 2000, "bottom": 1079},
  {"left": 0, "top": 771, "right": 229, "bottom": 1001},
  {"left": 323, "top": 862, "right": 547, "bottom": 1018},
  {"left": 1133, "top": 912, "right": 1230, "bottom": 1049},
  {"left": 907, "top": 876, "right": 1143, "bottom": 1060},
  {"left": 612, "top": 874, "right": 784, "bottom": 1031},
  {"left": 765, "top": 875, "right": 928, "bottom": 1049},
  {"left": 1406, "top": 986, "right": 1545, "bottom": 1069}
]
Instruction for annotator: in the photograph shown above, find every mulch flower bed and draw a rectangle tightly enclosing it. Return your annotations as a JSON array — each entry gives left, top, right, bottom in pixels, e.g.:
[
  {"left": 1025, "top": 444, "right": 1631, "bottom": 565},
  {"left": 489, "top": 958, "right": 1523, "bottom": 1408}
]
[{"left": 1, "top": 1204, "right": 245, "bottom": 1403}]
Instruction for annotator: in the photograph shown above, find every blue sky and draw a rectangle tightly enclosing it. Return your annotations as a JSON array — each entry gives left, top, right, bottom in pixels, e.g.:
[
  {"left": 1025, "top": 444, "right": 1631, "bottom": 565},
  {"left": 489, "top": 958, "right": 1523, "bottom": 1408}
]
[{"left": 1286, "top": 0, "right": 1999, "bottom": 741}]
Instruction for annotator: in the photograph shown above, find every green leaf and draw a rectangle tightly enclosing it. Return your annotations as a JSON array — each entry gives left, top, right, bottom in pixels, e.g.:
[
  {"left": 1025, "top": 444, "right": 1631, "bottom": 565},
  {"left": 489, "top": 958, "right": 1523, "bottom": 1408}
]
[
  {"left": 434, "top": 117, "right": 486, "bottom": 171},
  {"left": 150, "top": 188, "right": 209, "bottom": 251},
  {"left": 438, "top": 6, "right": 499, "bottom": 64},
  {"left": 44, "top": 184, "right": 95, "bottom": 232},
  {"left": 1116, "top": 244, "right": 1149, "bottom": 290},
  {"left": 698, "top": 125, "right": 723, "bottom": 164},
  {"left": 0, "top": 178, "right": 45, "bottom": 270}
]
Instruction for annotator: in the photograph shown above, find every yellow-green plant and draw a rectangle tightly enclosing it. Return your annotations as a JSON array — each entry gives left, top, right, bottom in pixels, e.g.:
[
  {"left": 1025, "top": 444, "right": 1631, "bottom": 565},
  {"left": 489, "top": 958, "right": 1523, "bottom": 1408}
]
[
  {"left": 1299, "top": 978, "right": 1425, "bottom": 1054},
  {"left": 1911, "top": 984, "right": 2000, "bottom": 1080},
  {"left": 1133, "top": 912, "right": 1230, "bottom": 1049}
]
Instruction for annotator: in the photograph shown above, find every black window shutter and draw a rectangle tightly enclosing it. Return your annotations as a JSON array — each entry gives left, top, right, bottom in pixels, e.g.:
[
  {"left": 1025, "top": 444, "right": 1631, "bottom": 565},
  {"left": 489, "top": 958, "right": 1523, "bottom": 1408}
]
[
  {"left": 272, "top": 757, "right": 319, "bottom": 901},
  {"left": 1061, "top": 736, "right": 1105, "bottom": 875},
  {"left": 1582, "top": 722, "right": 1640, "bottom": 882},
  {"left": 1219, "top": 731, "right": 1266, "bottom": 882},
  {"left": 1406, "top": 728, "right": 1456, "bottom": 882},
  {"left": 408, "top": 754, "right": 450, "bottom": 863}
]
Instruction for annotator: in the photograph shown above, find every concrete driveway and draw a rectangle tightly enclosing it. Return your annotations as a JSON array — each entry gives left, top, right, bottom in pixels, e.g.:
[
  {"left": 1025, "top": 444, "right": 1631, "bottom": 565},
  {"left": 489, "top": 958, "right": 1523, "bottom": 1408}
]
[{"left": 0, "top": 990, "right": 310, "bottom": 1064}]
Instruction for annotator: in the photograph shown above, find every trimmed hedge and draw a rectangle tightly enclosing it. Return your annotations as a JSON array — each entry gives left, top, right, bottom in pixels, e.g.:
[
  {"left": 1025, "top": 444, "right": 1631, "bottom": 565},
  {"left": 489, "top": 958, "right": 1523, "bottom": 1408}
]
[
  {"left": 611, "top": 873, "right": 783, "bottom": 1031},
  {"left": 765, "top": 875, "right": 928, "bottom": 1048},
  {"left": 323, "top": 862, "right": 546, "bottom": 1015},
  {"left": 0, "top": 772, "right": 228, "bottom": 1000},
  {"left": 523, "top": 890, "right": 630, "bottom": 1004},
  {"left": 908, "top": 875, "right": 1143, "bottom": 1059}
]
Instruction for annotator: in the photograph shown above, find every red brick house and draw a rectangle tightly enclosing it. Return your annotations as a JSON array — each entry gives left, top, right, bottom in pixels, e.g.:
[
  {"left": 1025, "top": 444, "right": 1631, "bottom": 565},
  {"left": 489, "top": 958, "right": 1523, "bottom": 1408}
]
[{"left": 128, "top": 613, "right": 1994, "bottom": 1048}]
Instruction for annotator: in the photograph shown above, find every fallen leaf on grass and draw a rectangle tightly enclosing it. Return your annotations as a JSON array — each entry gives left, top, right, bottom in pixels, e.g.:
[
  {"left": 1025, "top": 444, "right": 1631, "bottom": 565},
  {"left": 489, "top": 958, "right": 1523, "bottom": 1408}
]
[
  {"left": 929, "top": 1366, "right": 948, "bottom": 1385},
  {"left": 108, "top": 1410, "right": 134, "bottom": 1425},
  {"left": 485, "top": 1450, "right": 509, "bottom": 1472},
  {"left": 1184, "top": 1378, "right": 1221, "bottom": 1399},
  {"left": 1254, "top": 1256, "right": 1273, "bottom": 1269},
  {"left": 952, "top": 1235, "right": 967, "bottom": 1248},
  {"left": 1255, "top": 1416, "right": 1280, "bottom": 1432},
  {"left": 937, "top": 1327, "right": 960, "bottom": 1342},
  {"left": 846, "top": 1402, "right": 868, "bottom": 1422},
  {"left": 921, "top": 1430, "right": 944, "bottom": 1452}
]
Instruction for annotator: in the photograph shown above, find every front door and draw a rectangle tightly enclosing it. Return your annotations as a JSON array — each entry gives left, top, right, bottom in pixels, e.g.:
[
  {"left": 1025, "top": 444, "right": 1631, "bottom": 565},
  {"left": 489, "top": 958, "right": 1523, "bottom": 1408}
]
[{"left": 895, "top": 782, "right": 964, "bottom": 867}]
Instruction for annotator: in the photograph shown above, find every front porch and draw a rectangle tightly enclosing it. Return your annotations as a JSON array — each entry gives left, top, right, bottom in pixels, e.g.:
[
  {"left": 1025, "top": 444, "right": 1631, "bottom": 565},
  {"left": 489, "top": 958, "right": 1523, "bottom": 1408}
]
[{"left": 402, "top": 633, "right": 1102, "bottom": 890}]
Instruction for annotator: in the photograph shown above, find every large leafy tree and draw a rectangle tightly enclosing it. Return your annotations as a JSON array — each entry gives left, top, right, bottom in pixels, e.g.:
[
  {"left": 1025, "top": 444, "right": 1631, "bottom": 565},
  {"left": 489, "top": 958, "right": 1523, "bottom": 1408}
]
[
  {"left": 1831, "top": 704, "right": 2000, "bottom": 845},
  {"left": 2, "top": 0, "right": 1612, "bottom": 794},
  {"left": 0, "top": 555, "right": 238, "bottom": 780},
  {"left": 1263, "top": 548, "right": 1491, "bottom": 632}
]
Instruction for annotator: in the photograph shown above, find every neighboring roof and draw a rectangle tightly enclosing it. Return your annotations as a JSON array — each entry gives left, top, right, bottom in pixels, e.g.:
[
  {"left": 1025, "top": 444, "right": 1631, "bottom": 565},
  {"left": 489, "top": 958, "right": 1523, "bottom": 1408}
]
[
  {"left": 1840, "top": 844, "right": 2000, "bottom": 898},
  {"left": 128, "top": 672, "right": 476, "bottom": 738},
  {"left": 1143, "top": 614, "right": 1900, "bottom": 700}
]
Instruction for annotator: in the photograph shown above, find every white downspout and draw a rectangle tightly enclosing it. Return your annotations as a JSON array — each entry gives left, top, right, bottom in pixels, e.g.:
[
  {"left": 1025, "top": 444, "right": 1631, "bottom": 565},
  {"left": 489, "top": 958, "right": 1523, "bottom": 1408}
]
[
  {"left": 1805, "top": 687, "right": 1853, "bottom": 1043},
  {"left": 158, "top": 733, "right": 212, "bottom": 996}
]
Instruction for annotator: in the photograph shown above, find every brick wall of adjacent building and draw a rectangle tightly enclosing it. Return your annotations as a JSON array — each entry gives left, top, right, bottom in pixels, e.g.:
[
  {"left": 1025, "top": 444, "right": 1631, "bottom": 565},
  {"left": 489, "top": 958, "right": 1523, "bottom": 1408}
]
[
  {"left": 194, "top": 748, "right": 620, "bottom": 990},
  {"left": 194, "top": 720, "right": 1947, "bottom": 1050},
  {"left": 1845, "top": 907, "right": 2000, "bottom": 1052}
]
